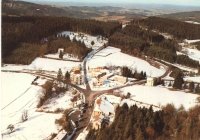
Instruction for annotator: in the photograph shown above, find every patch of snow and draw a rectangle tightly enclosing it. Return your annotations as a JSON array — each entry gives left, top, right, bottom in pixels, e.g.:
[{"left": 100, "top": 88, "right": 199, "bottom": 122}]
[
  {"left": 121, "top": 99, "right": 161, "bottom": 112},
  {"left": 185, "top": 21, "right": 200, "bottom": 25},
  {"left": 104, "top": 95, "right": 121, "bottom": 104},
  {"left": 163, "top": 72, "right": 174, "bottom": 81},
  {"left": 184, "top": 39, "right": 200, "bottom": 44},
  {"left": 34, "top": 78, "right": 47, "bottom": 86},
  {"left": 99, "top": 96, "right": 115, "bottom": 116},
  {"left": 76, "top": 129, "right": 89, "bottom": 140},
  {"left": 176, "top": 51, "right": 185, "bottom": 56}
]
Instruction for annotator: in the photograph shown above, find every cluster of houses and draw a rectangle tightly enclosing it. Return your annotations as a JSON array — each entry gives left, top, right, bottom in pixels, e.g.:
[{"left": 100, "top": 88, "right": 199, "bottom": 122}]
[
  {"left": 69, "top": 65, "right": 157, "bottom": 88},
  {"left": 91, "top": 95, "right": 121, "bottom": 130},
  {"left": 88, "top": 67, "right": 133, "bottom": 88}
]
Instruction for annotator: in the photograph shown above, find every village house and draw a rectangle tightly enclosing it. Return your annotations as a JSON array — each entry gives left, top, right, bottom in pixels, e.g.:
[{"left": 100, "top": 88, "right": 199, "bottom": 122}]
[
  {"left": 70, "top": 74, "right": 83, "bottom": 85},
  {"left": 91, "top": 97, "right": 115, "bottom": 130},
  {"left": 146, "top": 77, "right": 155, "bottom": 86},
  {"left": 70, "top": 66, "right": 84, "bottom": 85},
  {"left": 93, "top": 73, "right": 115, "bottom": 87}
]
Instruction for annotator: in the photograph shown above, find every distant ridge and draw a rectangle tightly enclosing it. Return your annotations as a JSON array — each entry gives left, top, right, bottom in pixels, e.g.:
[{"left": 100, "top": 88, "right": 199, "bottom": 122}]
[{"left": 159, "top": 11, "right": 200, "bottom": 22}]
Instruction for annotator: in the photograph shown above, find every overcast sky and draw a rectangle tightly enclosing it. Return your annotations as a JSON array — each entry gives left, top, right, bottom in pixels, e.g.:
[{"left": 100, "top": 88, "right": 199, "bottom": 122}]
[{"left": 26, "top": 0, "right": 200, "bottom": 6}]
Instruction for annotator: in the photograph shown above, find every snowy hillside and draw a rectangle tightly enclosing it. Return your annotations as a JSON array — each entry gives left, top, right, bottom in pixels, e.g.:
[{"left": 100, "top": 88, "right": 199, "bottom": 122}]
[
  {"left": 88, "top": 47, "right": 166, "bottom": 77},
  {"left": 1, "top": 72, "right": 64, "bottom": 140}
]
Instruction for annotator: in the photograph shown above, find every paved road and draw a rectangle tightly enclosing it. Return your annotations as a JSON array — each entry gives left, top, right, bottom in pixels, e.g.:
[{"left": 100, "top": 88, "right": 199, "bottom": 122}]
[{"left": 82, "top": 46, "right": 106, "bottom": 92}]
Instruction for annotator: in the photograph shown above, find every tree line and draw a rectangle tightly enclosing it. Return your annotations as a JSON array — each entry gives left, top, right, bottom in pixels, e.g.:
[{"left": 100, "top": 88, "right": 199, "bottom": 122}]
[
  {"left": 3, "top": 36, "right": 92, "bottom": 64},
  {"left": 121, "top": 66, "right": 146, "bottom": 80},
  {"left": 87, "top": 103, "right": 200, "bottom": 140},
  {"left": 108, "top": 23, "right": 177, "bottom": 62},
  {"left": 2, "top": 15, "right": 121, "bottom": 63},
  {"left": 138, "top": 16, "right": 200, "bottom": 40}
]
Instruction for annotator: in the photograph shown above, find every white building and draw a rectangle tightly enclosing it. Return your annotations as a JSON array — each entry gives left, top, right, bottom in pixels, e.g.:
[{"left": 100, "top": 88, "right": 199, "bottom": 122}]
[
  {"left": 70, "top": 73, "right": 83, "bottom": 85},
  {"left": 70, "top": 66, "right": 83, "bottom": 85},
  {"left": 146, "top": 77, "right": 155, "bottom": 86}
]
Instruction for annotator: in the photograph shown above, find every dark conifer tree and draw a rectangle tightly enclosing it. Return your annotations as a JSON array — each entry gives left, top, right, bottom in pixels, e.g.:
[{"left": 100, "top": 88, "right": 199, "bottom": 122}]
[
  {"left": 59, "top": 50, "right": 63, "bottom": 59},
  {"left": 173, "top": 73, "right": 184, "bottom": 89},
  {"left": 65, "top": 71, "right": 70, "bottom": 83},
  {"left": 189, "top": 82, "right": 195, "bottom": 92}
]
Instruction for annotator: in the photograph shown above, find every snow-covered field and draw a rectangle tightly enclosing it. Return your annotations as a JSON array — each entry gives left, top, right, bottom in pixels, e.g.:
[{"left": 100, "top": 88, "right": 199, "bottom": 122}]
[
  {"left": 1, "top": 72, "right": 65, "bottom": 140},
  {"left": 122, "top": 85, "right": 200, "bottom": 110},
  {"left": 88, "top": 47, "right": 166, "bottom": 77},
  {"left": 58, "top": 31, "right": 108, "bottom": 50},
  {"left": 28, "top": 57, "right": 81, "bottom": 72},
  {"left": 1, "top": 64, "right": 28, "bottom": 71},
  {"left": 76, "top": 129, "right": 89, "bottom": 140},
  {"left": 2, "top": 112, "right": 61, "bottom": 140},
  {"left": 2, "top": 57, "right": 81, "bottom": 73},
  {"left": 1, "top": 72, "right": 35, "bottom": 108}
]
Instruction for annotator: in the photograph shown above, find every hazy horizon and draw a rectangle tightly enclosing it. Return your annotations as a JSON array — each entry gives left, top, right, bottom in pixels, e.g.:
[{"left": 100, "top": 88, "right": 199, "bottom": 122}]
[{"left": 23, "top": 0, "right": 200, "bottom": 7}]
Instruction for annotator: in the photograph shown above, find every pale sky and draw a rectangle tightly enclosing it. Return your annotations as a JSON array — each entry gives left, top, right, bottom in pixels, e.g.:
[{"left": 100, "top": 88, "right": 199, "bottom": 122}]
[{"left": 26, "top": 0, "right": 200, "bottom": 6}]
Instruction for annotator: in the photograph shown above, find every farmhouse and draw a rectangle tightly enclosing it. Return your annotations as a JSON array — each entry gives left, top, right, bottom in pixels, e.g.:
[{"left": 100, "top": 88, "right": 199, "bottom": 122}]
[{"left": 91, "top": 96, "right": 117, "bottom": 130}]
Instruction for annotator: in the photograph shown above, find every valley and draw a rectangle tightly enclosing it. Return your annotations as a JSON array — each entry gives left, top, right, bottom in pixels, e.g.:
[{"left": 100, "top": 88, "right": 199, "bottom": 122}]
[{"left": 1, "top": 1, "right": 200, "bottom": 140}]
